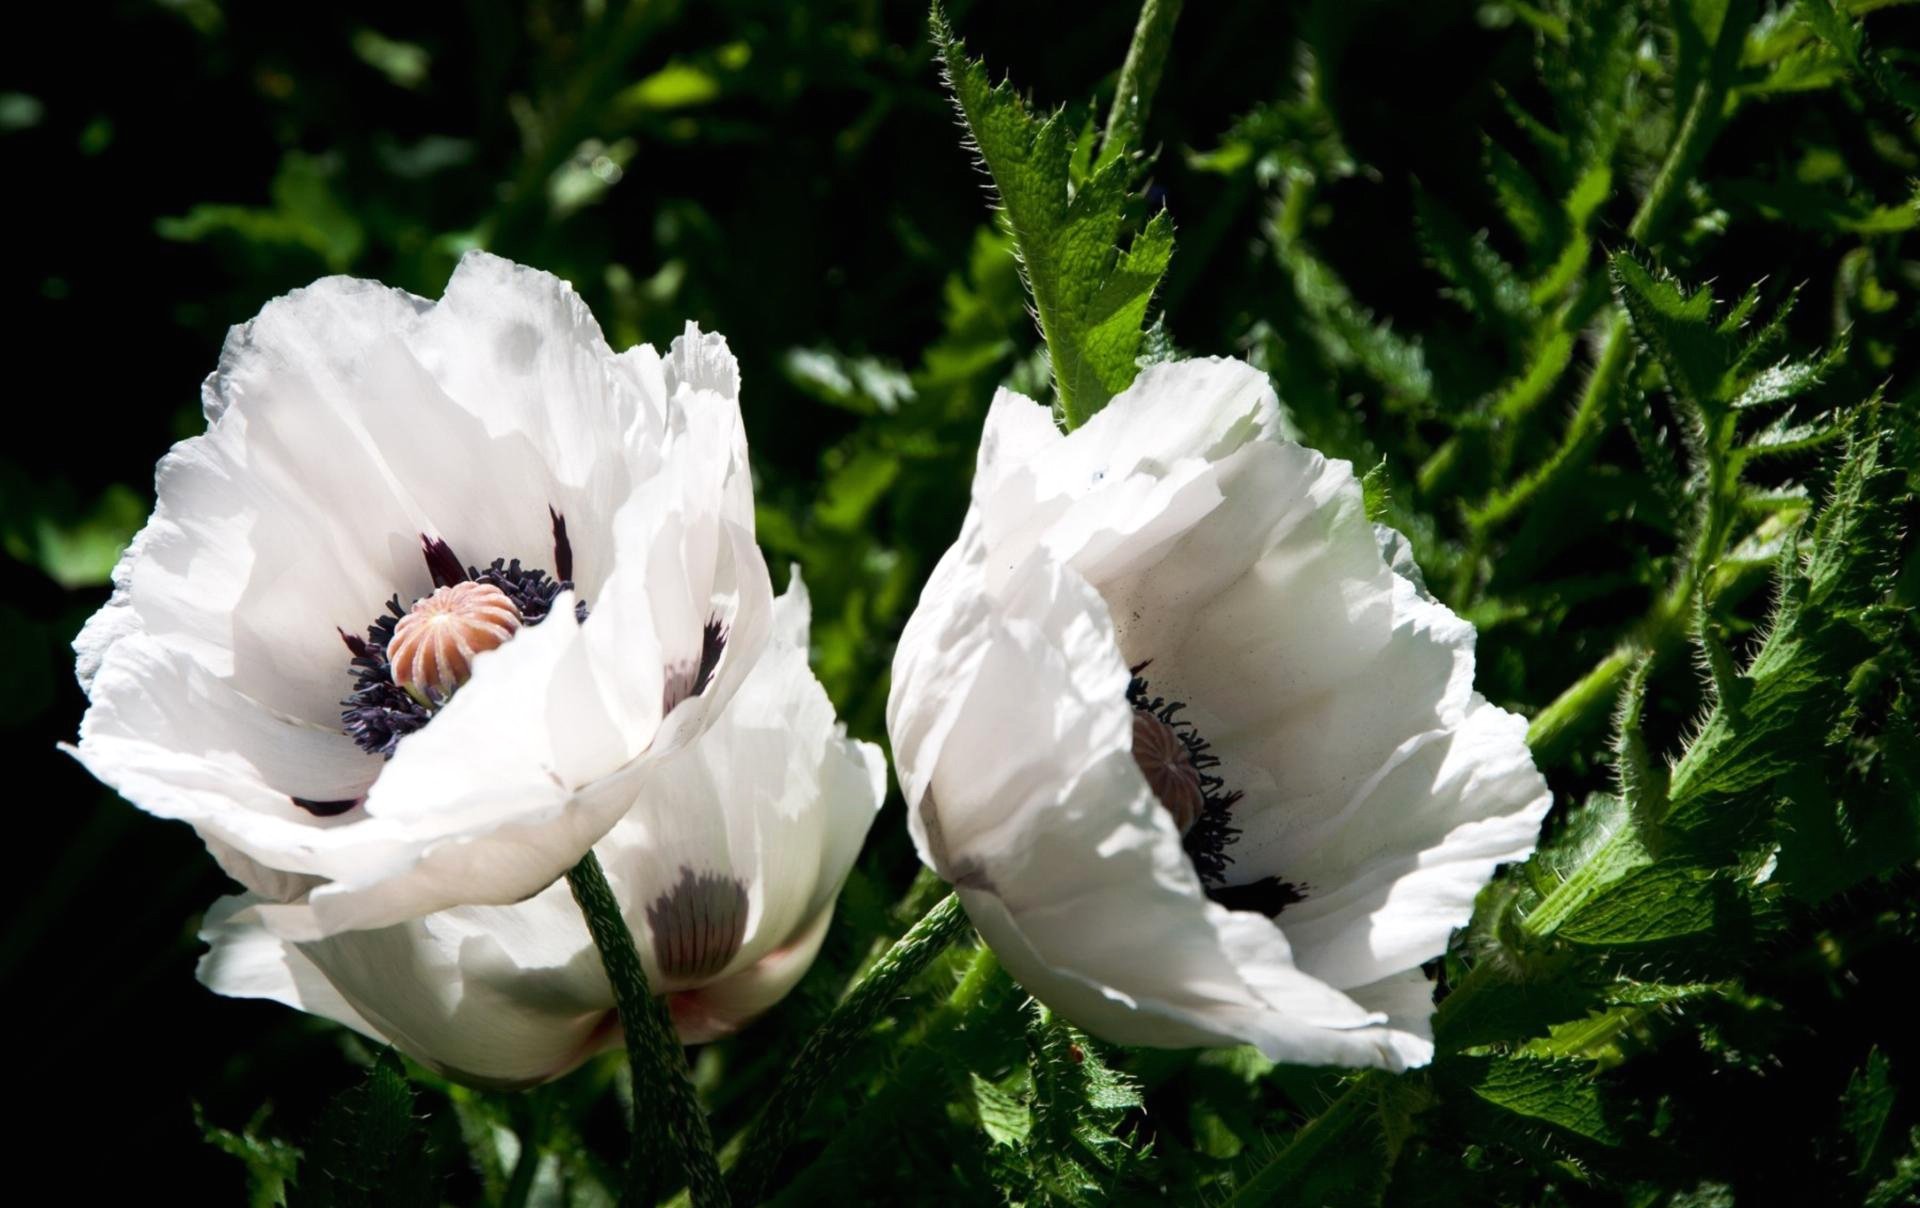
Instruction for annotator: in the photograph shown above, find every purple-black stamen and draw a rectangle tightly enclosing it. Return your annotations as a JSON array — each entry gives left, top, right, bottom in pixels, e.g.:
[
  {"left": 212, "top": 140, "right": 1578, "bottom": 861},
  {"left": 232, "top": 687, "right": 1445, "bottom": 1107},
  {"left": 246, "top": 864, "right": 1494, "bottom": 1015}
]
[
  {"left": 550, "top": 506, "right": 574, "bottom": 583},
  {"left": 1127, "top": 662, "right": 1303, "bottom": 918},
  {"left": 421, "top": 535, "right": 468, "bottom": 589},
  {"left": 339, "top": 517, "right": 590, "bottom": 758},
  {"left": 1208, "top": 877, "right": 1308, "bottom": 917},
  {"left": 292, "top": 796, "right": 360, "bottom": 817}
]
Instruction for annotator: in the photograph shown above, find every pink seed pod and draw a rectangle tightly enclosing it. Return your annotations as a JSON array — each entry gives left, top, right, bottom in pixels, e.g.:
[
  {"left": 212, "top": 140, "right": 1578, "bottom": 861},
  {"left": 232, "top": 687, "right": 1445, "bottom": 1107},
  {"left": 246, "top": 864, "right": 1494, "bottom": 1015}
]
[{"left": 389, "top": 581, "right": 522, "bottom": 704}]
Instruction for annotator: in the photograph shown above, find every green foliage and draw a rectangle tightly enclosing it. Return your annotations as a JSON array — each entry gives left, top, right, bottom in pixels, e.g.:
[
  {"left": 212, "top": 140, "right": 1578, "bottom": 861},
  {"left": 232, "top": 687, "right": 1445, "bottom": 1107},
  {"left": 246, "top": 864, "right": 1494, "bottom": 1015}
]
[
  {"left": 286, "top": 1052, "right": 442, "bottom": 1208},
  {"left": 1008, "top": 1008, "right": 1146, "bottom": 1204},
  {"left": 932, "top": 7, "right": 1173, "bottom": 427},
  {"left": 198, "top": 1104, "right": 301, "bottom": 1208},
  {"left": 18, "top": 0, "right": 1920, "bottom": 1204}
]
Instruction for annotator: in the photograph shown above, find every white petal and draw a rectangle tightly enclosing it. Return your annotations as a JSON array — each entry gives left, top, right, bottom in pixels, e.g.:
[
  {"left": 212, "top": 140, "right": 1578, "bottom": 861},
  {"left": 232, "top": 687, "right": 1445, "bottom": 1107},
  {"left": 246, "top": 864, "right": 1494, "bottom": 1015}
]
[
  {"left": 71, "top": 633, "right": 388, "bottom": 894},
  {"left": 899, "top": 553, "right": 1417, "bottom": 1066},
  {"left": 1275, "top": 695, "right": 1549, "bottom": 991},
  {"left": 76, "top": 253, "right": 787, "bottom": 944},
  {"left": 598, "top": 571, "right": 881, "bottom": 989},
  {"left": 249, "top": 596, "right": 634, "bottom": 937},
  {"left": 891, "top": 356, "right": 1547, "bottom": 1071},
  {"left": 202, "top": 889, "right": 618, "bottom": 1090},
  {"left": 197, "top": 895, "right": 379, "bottom": 1039},
  {"left": 409, "top": 251, "right": 670, "bottom": 594}
]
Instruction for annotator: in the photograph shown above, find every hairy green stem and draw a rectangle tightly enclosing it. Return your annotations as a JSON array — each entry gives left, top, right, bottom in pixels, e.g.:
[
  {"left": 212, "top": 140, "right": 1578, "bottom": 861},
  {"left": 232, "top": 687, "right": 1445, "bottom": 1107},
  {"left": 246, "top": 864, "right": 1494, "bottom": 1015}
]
[
  {"left": 1625, "top": 0, "right": 1755, "bottom": 246},
  {"left": 1225, "top": 1073, "right": 1388, "bottom": 1207},
  {"left": 773, "top": 944, "right": 1014, "bottom": 1204},
  {"left": 566, "top": 851, "right": 727, "bottom": 1208},
  {"left": 1466, "top": 0, "right": 1756, "bottom": 542},
  {"left": 1100, "top": 0, "right": 1185, "bottom": 164},
  {"left": 1467, "top": 311, "right": 1631, "bottom": 536},
  {"left": 727, "top": 894, "right": 973, "bottom": 1203}
]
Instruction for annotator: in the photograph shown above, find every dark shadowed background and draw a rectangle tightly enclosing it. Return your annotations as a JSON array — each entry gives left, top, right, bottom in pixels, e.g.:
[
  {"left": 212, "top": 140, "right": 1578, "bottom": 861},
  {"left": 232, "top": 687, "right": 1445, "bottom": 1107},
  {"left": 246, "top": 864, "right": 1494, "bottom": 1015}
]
[{"left": 6, "top": 0, "right": 1920, "bottom": 1201}]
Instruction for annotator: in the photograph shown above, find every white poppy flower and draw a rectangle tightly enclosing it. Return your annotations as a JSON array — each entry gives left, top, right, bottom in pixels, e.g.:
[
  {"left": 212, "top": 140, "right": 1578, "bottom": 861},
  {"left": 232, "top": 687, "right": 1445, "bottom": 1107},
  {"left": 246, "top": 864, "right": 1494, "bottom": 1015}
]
[
  {"left": 71, "top": 252, "right": 775, "bottom": 939},
  {"left": 887, "top": 359, "right": 1551, "bottom": 1070},
  {"left": 198, "top": 575, "right": 884, "bottom": 1089}
]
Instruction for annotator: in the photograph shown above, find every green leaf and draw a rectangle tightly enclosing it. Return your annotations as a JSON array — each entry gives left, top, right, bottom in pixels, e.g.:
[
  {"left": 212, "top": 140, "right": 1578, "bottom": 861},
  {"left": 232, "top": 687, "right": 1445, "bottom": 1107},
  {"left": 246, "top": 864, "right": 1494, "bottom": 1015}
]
[
  {"left": 287, "top": 1051, "right": 440, "bottom": 1208},
  {"left": 933, "top": 8, "right": 1174, "bottom": 427},
  {"left": 1447, "top": 1053, "right": 1621, "bottom": 1145},
  {"left": 1554, "top": 861, "right": 1724, "bottom": 945},
  {"left": 1, "top": 481, "right": 144, "bottom": 589},
  {"left": 1794, "top": 0, "right": 1920, "bottom": 115},
  {"left": 198, "top": 1103, "right": 300, "bottom": 1208},
  {"left": 1844, "top": 1049, "right": 1899, "bottom": 1178},
  {"left": 1360, "top": 458, "right": 1392, "bottom": 523},
  {"left": 1610, "top": 254, "right": 1727, "bottom": 415},
  {"left": 1009, "top": 1005, "right": 1146, "bottom": 1205},
  {"left": 970, "top": 1072, "right": 1032, "bottom": 1148}
]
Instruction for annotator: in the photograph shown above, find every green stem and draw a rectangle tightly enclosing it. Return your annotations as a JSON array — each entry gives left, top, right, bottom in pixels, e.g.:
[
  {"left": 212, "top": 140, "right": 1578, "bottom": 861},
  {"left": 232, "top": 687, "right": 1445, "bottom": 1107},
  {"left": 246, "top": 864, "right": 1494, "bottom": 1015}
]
[
  {"left": 1625, "top": 0, "right": 1755, "bottom": 247},
  {"left": 1100, "top": 0, "right": 1185, "bottom": 164},
  {"left": 500, "top": 1096, "right": 541, "bottom": 1208},
  {"left": 566, "top": 851, "right": 727, "bottom": 1208},
  {"left": 772, "top": 945, "right": 1014, "bottom": 1204},
  {"left": 1465, "top": 0, "right": 1756, "bottom": 539},
  {"left": 1467, "top": 311, "right": 1631, "bottom": 534},
  {"left": 1225, "top": 1073, "right": 1387, "bottom": 1207},
  {"left": 727, "top": 894, "right": 973, "bottom": 1204}
]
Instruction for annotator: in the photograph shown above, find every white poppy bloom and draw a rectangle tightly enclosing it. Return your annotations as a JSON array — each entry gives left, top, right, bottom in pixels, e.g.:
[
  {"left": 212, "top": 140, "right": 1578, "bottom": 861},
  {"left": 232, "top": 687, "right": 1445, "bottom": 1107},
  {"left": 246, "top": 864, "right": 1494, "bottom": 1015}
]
[
  {"left": 198, "top": 575, "right": 884, "bottom": 1088},
  {"left": 888, "top": 359, "right": 1551, "bottom": 1070},
  {"left": 71, "top": 252, "right": 776, "bottom": 939}
]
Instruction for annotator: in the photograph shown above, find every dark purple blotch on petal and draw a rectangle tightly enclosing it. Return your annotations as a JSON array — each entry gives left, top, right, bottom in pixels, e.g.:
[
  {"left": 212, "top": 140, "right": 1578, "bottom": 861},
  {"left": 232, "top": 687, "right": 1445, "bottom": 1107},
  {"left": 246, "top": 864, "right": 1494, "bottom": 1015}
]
[
  {"left": 646, "top": 866, "right": 749, "bottom": 981},
  {"left": 662, "top": 617, "right": 729, "bottom": 715}
]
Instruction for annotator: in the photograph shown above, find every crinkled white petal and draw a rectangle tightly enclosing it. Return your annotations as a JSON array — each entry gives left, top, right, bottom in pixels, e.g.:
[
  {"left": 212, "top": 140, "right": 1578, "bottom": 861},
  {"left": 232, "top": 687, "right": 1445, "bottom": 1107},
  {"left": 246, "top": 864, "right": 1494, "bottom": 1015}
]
[
  {"left": 75, "top": 251, "right": 771, "bottom": 937},
  {"left": 896, "top": 551, "right": 1427, "bottom": 1068},
  {"left": 201, "top": 889, "right": 617, "bottom": 1091},
  {"left": 199, "top": 573, "right": 879, "bottom": 1081},
  {"left": 890, "top": 357, "right": 1549, "bottom": 1068},
  {"left": 599, "top": 571, "right": 882, "bottom": 988}
]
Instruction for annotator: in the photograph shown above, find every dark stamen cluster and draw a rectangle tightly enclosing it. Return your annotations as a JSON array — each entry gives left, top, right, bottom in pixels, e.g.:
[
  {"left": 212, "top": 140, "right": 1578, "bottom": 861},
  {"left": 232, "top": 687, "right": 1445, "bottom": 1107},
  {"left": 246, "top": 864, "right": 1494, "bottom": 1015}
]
[
  {"left": 338, "top": 516, "right": 586, "bottom": 760},
  {"left": 340, "top": 597, "right": 436, "bottom": 758},
  {"left": 1127, "top": 663, "right": 1305, "bottom": 919}
]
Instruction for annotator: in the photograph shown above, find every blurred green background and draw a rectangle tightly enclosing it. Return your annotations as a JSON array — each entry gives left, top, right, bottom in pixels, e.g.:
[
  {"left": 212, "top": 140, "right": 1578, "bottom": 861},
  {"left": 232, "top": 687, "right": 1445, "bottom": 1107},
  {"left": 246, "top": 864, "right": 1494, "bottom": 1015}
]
[{"left": 7, "top": 0, "right": 1920, "bottom": 1201}]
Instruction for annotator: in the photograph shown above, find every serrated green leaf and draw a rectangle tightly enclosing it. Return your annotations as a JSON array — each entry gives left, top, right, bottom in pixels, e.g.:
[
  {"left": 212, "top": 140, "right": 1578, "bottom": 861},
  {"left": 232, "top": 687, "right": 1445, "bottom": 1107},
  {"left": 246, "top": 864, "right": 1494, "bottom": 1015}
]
[
  {"left": 288, "top": 1051, "right": 439, "bottom": 1208},
  {"left": 1449, "top": 1054, "right": 1621, "bottom": 1145},
  {"left": 1610, "top": 253, "right": 1727, "bottom": 414},
  {"left": 1555, "top": 861, "right": 1724, "bottom": 945},
  {"left": 934, "top": 10, "right": 1173, "bottom": 427},
  {"left": 970, "top": 1072, "right": 1033, "bottom": 1148},
  {"left": 1845, "top": 1049, "right": 1898, "bottom": 1178}
]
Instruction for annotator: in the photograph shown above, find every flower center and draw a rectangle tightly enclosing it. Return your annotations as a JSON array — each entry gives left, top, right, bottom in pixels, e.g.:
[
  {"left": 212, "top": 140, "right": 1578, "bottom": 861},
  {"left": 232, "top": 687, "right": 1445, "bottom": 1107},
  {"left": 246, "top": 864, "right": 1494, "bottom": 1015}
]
[
  {"left": 1131, "top": 710, "right": 1205, "bottom": 835},
  {"left": 1126, "top": 663, "right": 1305, "bottom": 918},
  {"left": 334, "top": 511, "right": 584, "bottom": 763},
  {"left": 389, "top": 582, "right": 522, "bottom": 704}
]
